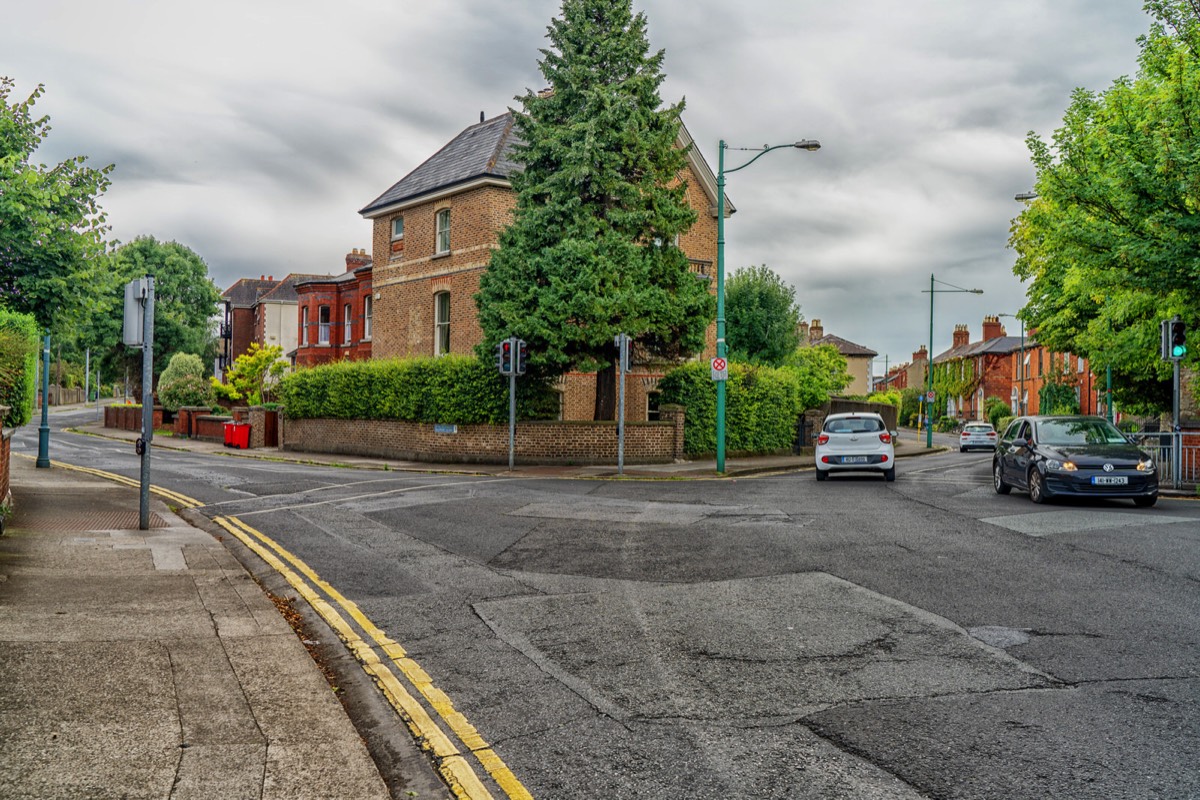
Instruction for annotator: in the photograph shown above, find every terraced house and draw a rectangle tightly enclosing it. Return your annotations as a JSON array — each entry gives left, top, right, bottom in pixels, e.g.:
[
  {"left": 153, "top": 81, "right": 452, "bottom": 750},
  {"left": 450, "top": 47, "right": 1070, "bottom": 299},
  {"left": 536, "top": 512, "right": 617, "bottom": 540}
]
[{"left": 357, "top": 111, "right": 725, "bottom": 421}]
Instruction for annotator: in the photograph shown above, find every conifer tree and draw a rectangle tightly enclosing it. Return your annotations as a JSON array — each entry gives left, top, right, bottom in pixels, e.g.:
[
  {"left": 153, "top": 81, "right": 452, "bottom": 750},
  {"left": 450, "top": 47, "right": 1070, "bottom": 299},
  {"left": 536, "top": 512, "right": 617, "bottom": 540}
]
[{"left": 476, "top": 0, "right": 714, "bottom": 419}]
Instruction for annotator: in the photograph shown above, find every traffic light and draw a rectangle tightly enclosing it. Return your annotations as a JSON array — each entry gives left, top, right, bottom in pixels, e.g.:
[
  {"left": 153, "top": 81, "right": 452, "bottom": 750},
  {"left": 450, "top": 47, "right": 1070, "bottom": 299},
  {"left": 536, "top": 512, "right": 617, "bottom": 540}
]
[
  {"left": 515, "top": 339, "right": 528, "bottom": 376},
  {"left": 496, "top": 339, "right": 513, "bottom": 376},
  {"left": 1170, "top": 320, "right": 1188, "bottom": 359}
]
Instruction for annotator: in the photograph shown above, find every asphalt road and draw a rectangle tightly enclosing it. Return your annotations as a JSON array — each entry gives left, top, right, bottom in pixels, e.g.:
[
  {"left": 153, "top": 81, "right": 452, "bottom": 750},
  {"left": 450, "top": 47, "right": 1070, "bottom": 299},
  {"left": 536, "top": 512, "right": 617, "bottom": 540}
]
[{"left": 13, "top": 410, "right": 1200, "bottom": 799}]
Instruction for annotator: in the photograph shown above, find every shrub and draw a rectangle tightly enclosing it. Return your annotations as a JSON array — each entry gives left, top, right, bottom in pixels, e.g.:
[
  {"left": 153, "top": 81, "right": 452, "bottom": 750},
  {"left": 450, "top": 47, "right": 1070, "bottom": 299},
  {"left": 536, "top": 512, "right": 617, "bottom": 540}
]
[
  {"left": 0, "top": 310, "right": 39, "bottom": 427},
  {"left": 984, "top": 396, "right": 1011, "bottom": 430},
  {"left": 658, "top": 360, "right": 806, "bottom": 455},
  {"left": 275, "top": 355, "right": 557, "bottom": 424},
  {"left": 158, "top": 374, "right": 215, "bottom": 411},
  {"left": 996, "top": 415, "right": 1016, "bottom": 434},
  {"left": 160, "top": 352, "right": 206, "bottom": 387}
]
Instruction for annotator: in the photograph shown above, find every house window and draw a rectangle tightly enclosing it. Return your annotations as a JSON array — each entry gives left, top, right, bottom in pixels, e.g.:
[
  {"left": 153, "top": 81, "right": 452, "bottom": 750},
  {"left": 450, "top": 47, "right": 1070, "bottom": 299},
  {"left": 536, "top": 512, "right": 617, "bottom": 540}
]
[
  {"left": 434, "top": 292, "right": 450, "bottom": 355},
  {"left": 435, "top": 209, "right": 451, "bottom": 254},
  {"left": 1038, "top": 350, "right": 1043, "bottom": 376},
  {"left": 363, "top": 295, "right": 373, "bottom": 340},
  {"left": 301, "top": 306, "right": 309, "bottom": 345},
  {"left": 647, "top": 391, "right": 662, "bottom": 421},
  {"left": 343, "top": 303, "right": 353, "bottom": 344},
  {"left": 390, "top": 216, "right": 404, "bottom": 257},
  {"left": 318, "top": 306, "right": 330, "bottom": 344}
]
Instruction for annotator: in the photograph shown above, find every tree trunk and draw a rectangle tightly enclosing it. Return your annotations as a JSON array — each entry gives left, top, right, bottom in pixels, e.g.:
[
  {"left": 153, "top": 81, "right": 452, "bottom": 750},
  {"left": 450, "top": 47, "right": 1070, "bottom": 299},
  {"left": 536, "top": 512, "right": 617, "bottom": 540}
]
[{"left": 594, "top": 360, "right": 617, "bottom": 421}]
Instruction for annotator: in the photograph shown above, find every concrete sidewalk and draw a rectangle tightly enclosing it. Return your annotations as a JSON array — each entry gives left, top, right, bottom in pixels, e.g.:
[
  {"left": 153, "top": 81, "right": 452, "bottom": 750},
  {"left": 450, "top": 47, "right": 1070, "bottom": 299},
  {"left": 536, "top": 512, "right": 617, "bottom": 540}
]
[{"left": 0, "top": 456, "right": 401, "bottom": 800}]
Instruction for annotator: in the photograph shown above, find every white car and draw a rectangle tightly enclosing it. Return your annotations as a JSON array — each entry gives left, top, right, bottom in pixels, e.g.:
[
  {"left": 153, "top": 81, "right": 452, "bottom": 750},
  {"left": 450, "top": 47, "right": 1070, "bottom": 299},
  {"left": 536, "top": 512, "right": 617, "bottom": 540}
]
[
  {"left": 959, "top": 422, "right": 998, "bottom": 452},
  {"left": 815, "top": 412, "right": 896, "bottom": 482}
]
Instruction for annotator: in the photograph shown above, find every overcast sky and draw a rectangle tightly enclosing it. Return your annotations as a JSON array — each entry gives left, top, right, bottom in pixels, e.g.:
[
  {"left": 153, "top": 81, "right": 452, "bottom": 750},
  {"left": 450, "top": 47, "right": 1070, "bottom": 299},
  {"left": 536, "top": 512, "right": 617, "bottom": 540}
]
[{"left": 3, "top": 1, "right": 1151, "bottom": 371}]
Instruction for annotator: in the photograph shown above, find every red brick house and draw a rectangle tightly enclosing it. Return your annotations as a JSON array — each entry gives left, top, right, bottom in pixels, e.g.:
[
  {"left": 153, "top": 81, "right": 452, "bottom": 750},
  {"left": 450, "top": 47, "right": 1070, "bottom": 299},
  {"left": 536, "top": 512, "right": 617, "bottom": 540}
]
[
  {"left": 220, "top": 276, "right": 279, "bottom": 370},
  {"left": 293, "top": 249, "right": 374, "bottom": 367},
  {"left": 357, "top": 111, "right": 724, "bottom": 421},
  {"left": 931, "top": 316, "right": 1023, "bottom": 420},
  {"left": 1008, "top": 334, "right": 1102, "bottom": 416}
]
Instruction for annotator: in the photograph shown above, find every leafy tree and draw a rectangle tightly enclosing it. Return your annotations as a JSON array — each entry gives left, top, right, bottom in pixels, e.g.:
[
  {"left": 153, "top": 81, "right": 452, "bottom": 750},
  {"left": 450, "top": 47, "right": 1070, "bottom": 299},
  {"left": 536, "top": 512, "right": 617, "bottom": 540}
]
[
  {"left": 157, "top": 352, "right": 212, "bottom": 411},
  {"left": 1039, "top": 374, "right": 1082, "bottom": 415},
  {"left": 217, "top": 343, "right": 288, "bottom": 406},
  {"left": 97, "top": 237, "right": 223, "bottom": 389},
  {"left": 475, "top": 0, "right": 714, "bottom": 420},
  {"left": 1010, "top": 3, "right": 1200, "bottom": 411},
  {"left": 725, "top": 265, "right": 802, "bottom": 366},
  {"left": 781, "top": 344, "right": 853, "bottom": 406},
  {"left": 0, "top": 78, "right": 113, "bottom": 332}
]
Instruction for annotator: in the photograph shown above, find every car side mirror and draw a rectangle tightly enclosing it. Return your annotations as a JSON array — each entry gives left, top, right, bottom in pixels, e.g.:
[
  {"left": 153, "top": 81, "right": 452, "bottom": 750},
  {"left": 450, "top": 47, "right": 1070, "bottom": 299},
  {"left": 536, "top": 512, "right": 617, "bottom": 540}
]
[{"left": 1013, "top": 437, "right": 1028, "bottom": 449}]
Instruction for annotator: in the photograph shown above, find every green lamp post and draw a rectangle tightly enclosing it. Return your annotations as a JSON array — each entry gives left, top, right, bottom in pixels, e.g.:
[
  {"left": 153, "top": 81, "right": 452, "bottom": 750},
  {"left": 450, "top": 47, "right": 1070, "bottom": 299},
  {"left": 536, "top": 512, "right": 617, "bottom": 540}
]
[
  {"left": 715, "top": 138, "right": 821, "bottom": 473},
  {"left": 921, "top": 275, "right": 983, "bottom": 448}
]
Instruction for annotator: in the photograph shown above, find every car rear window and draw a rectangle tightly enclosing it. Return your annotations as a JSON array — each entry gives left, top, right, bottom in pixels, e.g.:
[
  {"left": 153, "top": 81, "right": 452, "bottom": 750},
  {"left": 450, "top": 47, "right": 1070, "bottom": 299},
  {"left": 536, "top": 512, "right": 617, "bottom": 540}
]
[
  {"left": 824, "top": 417, "right": 884, "bottom": 433},
  {"left": 964, "top": 424, "right": 993, "bottom": 433}
]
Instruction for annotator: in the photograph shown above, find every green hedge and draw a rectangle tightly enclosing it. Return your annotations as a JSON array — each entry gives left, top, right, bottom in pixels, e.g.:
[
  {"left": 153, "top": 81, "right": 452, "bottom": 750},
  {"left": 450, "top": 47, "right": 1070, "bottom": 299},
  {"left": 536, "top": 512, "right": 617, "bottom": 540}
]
[
  {"left": 276, "top": 355, "right": 557, "bottom": 424},
  {"left": 658, "top": 361, "right": 805, "bottom": 455},
  {"left": 0, "top": 310, "right": 39, "bottom": 428}
]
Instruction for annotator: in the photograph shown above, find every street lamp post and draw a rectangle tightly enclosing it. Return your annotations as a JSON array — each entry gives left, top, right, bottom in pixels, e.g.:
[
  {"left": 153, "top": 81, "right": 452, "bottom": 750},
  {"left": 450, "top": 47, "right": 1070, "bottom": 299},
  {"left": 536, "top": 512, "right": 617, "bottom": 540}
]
[
  {"left": 921, "top": 275, "right": 983, "bottom": 448},
  {"left": 998, "top": 313, "right": 1026, "bottom": 415},
  {"left": 715, "top": 138, "right": 821, "bottom": 473}
]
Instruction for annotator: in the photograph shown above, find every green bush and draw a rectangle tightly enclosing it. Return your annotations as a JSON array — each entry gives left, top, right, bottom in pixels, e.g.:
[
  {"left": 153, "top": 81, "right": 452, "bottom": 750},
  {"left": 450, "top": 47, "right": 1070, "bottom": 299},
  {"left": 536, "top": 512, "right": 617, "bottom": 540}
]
[
  {"left": 158, "top": 374, "right": 215, "bottom": 412},
  {"left": 996, "top": 415, "right": 1016, "bottom": 434},
  {"left": 658, "top": 361, "right": 806, "bottom": 455},
  {"left": 934, "top": 416, "right": 961, "bottom": 433},
  {"left": 984, "top": 396, "right": 1011, "bottom": 430},
  {"left": 276, "top": 355, "right": 557, "bottom": 424},
  {"left": 0, "top": 310, "right": 39, "bottom": 427},
  {"left": 160, "top": 352, "right": 206, "bottom": 386}
]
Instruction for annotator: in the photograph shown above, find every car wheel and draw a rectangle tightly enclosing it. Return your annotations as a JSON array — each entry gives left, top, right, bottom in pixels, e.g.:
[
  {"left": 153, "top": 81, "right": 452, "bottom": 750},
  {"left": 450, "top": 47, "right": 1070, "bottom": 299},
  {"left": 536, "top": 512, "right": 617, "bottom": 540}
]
[
  {"left": 1028, "top": 469, "right": 1049, "bottom": 504},
  {"left": 883, "top": 466, "right": 896, "bottom": 482},
  {"left": 815, "top": 469, "right": 827, "bottom": 482},
  {"left": 1133, "top": 494, "right": 1158, "bottom": 508},
  {"left": 993, "top": 461, "right": 1011, "bottom": 495},
  {"left": 960, "top": 446, "right": 967, "bottom": 452}
]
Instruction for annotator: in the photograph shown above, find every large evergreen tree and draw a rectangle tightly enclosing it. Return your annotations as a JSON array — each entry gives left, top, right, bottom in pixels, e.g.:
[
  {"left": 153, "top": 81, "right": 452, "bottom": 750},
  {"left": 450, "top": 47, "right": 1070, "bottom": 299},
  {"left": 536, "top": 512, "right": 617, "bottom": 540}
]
[{"left": 475, "top": 0, "right": 714, "bottom": 419}]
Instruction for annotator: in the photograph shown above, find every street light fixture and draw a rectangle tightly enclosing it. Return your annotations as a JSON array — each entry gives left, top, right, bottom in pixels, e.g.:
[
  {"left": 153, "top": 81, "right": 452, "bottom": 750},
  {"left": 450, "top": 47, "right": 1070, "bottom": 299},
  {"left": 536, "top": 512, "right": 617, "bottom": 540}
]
[
  {"left": 715, "top": 138, "right": 821, "bottom": 473},
  {"left": 921, "top": 275, "right": 983, "bottom": 448},
  {"left": 998, "top": 313, "right": 1026, "bottom": 415}
]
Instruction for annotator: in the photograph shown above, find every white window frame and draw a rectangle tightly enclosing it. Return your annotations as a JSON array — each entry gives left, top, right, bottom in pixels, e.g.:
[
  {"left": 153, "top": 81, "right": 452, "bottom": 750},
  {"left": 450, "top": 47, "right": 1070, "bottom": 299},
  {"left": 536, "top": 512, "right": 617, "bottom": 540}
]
[
  {"left": 363, "top": 295, "right": 373, "bottom": 340},
  {"left": 435, "top": 209, "right": 451, "bottom": 255},
  {"left": 301, "top": 306, "right": 309, "bottom": 346},
  {"left": 343, "top": 303, "right": 353, "bottom": 344},
  {"left": 434, "top": 291, "right": 450, "bottom": 355},
  {"left": 390, "top": 216, "right": 404, "bottom": 258},
  {"left": 318, "top": 306, "right": 330, "bottom": 345}
]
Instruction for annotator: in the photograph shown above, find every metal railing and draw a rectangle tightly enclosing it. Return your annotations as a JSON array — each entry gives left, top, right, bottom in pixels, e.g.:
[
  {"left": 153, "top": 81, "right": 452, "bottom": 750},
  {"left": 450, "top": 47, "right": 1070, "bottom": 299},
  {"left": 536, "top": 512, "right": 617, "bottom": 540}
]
[{"left": 1134, "top": 431, "right": 1200, "bottom": 489}]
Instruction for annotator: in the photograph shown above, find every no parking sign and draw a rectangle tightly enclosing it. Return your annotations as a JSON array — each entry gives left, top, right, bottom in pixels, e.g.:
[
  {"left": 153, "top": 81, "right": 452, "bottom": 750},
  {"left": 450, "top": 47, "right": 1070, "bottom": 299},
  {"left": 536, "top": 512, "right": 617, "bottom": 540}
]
[{"left": 711, "top": 357, "right": 728, "bottom": 381}]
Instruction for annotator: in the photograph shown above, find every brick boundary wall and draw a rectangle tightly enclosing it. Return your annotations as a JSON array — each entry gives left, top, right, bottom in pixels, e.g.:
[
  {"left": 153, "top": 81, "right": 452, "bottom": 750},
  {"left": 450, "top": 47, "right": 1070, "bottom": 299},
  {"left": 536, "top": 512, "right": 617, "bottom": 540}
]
[{"left": 281, "top": 406, "right": 685, "bottom": 465}]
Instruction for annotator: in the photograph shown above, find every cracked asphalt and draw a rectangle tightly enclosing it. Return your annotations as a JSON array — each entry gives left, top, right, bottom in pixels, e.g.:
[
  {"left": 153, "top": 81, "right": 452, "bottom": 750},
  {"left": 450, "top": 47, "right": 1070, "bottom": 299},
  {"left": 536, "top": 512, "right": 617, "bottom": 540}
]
[{"left": 13, "top": 411, "right": 1200, "bottom": 799}]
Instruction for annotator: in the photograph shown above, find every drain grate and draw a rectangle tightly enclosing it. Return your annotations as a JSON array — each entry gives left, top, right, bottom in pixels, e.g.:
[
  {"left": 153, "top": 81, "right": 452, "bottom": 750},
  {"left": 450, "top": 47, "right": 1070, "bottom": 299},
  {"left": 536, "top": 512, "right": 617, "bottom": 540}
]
[{"left": 8, "top": 510, "right": 168, "bottom": 531}]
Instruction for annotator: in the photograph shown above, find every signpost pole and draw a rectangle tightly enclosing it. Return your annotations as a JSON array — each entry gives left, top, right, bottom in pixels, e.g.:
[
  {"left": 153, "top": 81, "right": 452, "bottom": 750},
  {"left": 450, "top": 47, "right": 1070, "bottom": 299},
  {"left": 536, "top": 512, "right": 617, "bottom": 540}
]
[{"left": 139, "top": 277, "right": 155, "bottom": 531}]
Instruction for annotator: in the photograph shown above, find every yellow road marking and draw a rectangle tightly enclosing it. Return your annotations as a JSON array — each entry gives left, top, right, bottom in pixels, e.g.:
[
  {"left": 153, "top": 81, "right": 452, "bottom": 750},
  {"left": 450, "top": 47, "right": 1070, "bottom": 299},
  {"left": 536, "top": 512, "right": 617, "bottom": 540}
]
[{"left": 21, "top": 457, "right": 533, "bottom": 800}]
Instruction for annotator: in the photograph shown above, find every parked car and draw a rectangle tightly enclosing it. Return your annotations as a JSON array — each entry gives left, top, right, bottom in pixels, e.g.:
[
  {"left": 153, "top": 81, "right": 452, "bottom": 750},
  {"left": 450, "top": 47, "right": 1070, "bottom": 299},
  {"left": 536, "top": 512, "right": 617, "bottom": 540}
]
[
  {"left": 815, "top": 412, "right": 896, "bottom": 482},
  {"left": 992, "top": 415, "right": 1158, "bottom": 507},
  {"left": 959, "top": 422, "right": 998, "bottom": 452}
]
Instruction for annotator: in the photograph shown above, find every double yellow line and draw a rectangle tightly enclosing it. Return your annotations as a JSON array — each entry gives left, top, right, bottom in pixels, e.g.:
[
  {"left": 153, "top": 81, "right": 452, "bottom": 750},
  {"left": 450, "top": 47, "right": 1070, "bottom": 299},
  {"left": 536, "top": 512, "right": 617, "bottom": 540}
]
[{"left": 41, "top": 459, "right": 532, "bottom": 800}]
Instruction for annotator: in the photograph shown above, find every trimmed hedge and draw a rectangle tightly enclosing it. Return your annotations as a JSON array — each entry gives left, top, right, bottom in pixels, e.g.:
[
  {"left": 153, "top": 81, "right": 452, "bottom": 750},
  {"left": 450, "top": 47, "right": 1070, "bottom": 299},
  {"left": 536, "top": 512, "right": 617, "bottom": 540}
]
[
  {"left": 0, "top": 309, "right": 39, "bottom": 428},
  {"left": 658, "top": 361, "right": 805, "bottom": 455},
  {"left": 276, "top": 355, "right": 557, "bottom": 424}
]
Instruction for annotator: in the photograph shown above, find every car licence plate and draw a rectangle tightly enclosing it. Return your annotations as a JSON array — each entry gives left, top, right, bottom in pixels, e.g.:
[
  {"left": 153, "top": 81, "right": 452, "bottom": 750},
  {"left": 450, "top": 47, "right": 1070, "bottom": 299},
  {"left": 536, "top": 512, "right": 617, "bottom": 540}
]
[
  {"left": 843, "top": 456, "right": 869, "bottom": 464},
  {"left": 1092, "top": 476, "right": 1128, "bottom": 486}
]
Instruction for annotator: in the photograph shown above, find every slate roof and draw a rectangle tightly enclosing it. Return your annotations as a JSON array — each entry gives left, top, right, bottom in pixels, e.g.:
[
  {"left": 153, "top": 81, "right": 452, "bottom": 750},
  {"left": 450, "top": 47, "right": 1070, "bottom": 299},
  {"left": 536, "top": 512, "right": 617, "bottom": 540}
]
[
  {"left": 294, "top": 264, "right": 371, "bottom": 289},
  {"left": 812, "top": 334, "right": 878, "bottom": 358},
  {"left": 359, "top": 113, "right": 522, "bottom": 217},
  {"left": 932, "top": 335, "right": 1026, "bottom": 364},
  {"left": 221, "top": 278, "right": 279, "bottom": 308},
  {"left": 257, "top": 274, "right": 330, "bottom": 304}
]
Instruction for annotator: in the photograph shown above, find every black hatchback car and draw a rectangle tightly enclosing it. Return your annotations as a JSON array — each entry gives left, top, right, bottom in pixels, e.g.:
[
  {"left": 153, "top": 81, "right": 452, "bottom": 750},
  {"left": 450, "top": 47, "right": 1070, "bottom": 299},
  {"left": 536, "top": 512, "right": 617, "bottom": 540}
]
[{"left": 992, "top": 415, "right": 1158, "bottom": 507}]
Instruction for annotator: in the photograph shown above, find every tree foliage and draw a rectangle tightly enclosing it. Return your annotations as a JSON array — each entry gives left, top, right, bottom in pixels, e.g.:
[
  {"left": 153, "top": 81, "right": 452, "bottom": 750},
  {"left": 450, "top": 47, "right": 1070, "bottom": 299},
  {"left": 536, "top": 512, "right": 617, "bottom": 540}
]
[
  {"left": 780, "top": 344, "right": 854, "bottom": 404},
  {"left": 0, "top": 78, "right": 113, "bottom": 332},
  {"left": 475, "top": 0, "right": 714, "bottom": 418},
  {"left": 1010, "top": 3, "right": 1200, "bottom": 411},
  {"left": 725, "top": 264, "right": 802, "bottom": 366},
  {"left": 218, "top": 343, "right": 288, "bottom": 406},
  {"left": 0, "top": 309, "right": 39, "bottom": 427}
]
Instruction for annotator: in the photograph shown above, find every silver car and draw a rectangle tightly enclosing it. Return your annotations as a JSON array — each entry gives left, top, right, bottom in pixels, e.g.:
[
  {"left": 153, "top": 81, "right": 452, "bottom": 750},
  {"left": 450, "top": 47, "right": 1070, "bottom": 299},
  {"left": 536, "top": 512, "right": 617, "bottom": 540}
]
[
  {"left": 959, "top": 422, "right": 998, "bottom": 451},
  {"left": 815, "top": 412, "right": 896, "bottom": 482}
]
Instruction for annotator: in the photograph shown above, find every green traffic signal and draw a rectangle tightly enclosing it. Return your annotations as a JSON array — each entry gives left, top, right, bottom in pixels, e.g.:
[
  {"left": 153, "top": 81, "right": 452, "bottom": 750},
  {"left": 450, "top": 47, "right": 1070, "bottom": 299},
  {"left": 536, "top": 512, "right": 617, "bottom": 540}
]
[
  {"left": 1172, "top": 343, "right": 1187, "bottom": 358},
  {"left": 1169, "top": 320, "right": 1187, "bottom": 358}
]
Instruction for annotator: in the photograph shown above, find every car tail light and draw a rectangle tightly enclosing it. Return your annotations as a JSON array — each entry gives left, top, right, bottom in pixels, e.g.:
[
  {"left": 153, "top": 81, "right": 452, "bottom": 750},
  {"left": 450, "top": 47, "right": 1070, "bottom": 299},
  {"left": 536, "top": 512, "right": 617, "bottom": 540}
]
[
  {"left": 881, "top": 454, "right": 889, "bottom": 462},
  {"left": 821, "top": 456, "right": 832, "bottom": 463},
  {"left": 817, "top": 434, "right": 830, "bottom": 445},
  {"left": 879, "top": 432, "right": 892, "bottom": 444},
  {"left": 987, "top": 432, "right": 997, "bottom": 438}
]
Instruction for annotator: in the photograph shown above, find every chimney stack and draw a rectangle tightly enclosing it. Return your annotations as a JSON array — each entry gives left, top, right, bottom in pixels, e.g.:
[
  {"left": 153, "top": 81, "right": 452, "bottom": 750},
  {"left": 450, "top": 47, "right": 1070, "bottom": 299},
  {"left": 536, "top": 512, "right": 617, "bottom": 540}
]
[
  {"left": 797, "top": 321, "right": 810, "bottom": 342},
  {"left": 809, "top": 319, "right": 823, "bottom": 341},
  {"left": 952, "top": 324, "right": 970, "bottom": 349},
  {"left": 913, "top": 345, "right": 927, "bottom": 362},
  {"left": 346, "top": 247, "right": 372, "bottom": 270},
  {"left": 981, "top": 315, "right": 1003, "bottom": 341}
]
